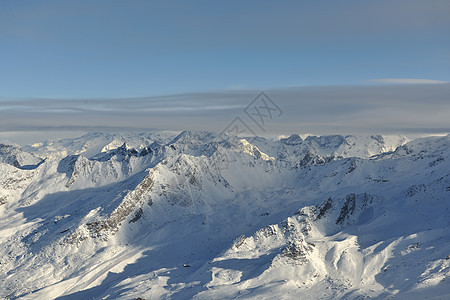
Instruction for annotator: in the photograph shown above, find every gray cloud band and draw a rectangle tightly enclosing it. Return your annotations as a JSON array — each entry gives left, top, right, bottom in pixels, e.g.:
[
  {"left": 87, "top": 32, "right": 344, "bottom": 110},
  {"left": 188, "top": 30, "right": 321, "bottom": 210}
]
[{"left": 1, "top": 83, "right": 449, "bottom": 135}]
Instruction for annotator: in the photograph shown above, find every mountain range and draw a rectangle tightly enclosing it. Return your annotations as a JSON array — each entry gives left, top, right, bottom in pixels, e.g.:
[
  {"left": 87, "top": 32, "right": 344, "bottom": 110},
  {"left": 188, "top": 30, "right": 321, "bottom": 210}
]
[{"left": 0, "top": 131, "right": 449, "bottom": 299}]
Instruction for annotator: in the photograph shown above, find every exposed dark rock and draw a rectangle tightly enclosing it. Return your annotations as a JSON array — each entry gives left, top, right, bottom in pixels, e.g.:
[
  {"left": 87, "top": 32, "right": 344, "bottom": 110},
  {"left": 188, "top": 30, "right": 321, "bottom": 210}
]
[
  {"left": 129, "top": 208, "right": 143, "bottom": 223},
  {"left": 346, "top": 158, "right": 358, "bottom": 174},
  {"left": 406, "top": 184, "right": 427, "bottom": 197},
  {"left": 280, "top": 134, "right": 303, "bottom": 146},
  {"left": 316, "top": 197, "right": 333, "bottom": 220},
  {"left": 234, "top": 235, "right": 246, "bottom": 248},
  {"left": 281, "top": 241, "right": 314, "bottom": 262},
  {"left": 336, "top": 194, "right": 357, "bottom": 225},
  {"left": 0, "top": 195, "right": 8, "bottom": 205}
]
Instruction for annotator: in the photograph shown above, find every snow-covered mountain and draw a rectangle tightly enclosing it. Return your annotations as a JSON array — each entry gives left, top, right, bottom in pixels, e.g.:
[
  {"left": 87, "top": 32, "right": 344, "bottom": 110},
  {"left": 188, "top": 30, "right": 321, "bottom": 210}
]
[
  {"left": 0, "top": 132, "right": 449, "bottom": 299},
  {"left": 0, "top": 144, "right": 43, "bottom": 169},
  {"left": 21, "top": 131, "right": 180, "bottom": 160}
]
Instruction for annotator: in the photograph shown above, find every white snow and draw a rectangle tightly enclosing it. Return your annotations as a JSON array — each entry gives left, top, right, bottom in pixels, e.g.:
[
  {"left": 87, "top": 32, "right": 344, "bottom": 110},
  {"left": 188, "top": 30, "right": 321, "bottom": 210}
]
[{"left": 0, "top": 131, "right": 449, "bottom": 299}]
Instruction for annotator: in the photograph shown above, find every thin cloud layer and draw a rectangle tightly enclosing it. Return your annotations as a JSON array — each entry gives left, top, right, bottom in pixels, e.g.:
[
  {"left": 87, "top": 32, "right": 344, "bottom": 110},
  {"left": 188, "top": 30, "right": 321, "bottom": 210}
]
[
  {"left": 1, "top": 84, "right": 449, "bottom": 140},
  {"left": 370, "top": 78, "right": 448, "bottom": 85}
]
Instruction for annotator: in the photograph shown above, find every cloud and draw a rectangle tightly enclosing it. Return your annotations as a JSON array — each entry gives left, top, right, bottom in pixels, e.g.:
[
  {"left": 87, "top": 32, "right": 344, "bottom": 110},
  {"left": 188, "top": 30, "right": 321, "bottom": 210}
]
[
  {"left": 0, "top": 84, "right": 449, "bottom": 142},
  {"left": 370, "top": 78, "right": 448, "bottom": 85}
]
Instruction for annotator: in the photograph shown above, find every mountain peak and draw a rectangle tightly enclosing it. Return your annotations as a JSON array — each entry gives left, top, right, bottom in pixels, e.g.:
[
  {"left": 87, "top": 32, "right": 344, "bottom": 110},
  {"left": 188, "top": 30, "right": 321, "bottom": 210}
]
[
  {"left": 0, "top": 143, "right": 43, "bottom": 168},
  {"left": 280, "top": 134, "right": 303, "bottom": 145}
]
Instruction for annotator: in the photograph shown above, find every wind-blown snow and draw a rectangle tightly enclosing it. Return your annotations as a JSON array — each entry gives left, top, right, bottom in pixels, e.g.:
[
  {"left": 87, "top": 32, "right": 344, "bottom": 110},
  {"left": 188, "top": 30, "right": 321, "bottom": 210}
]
[{"left": 0, "top": 132, "right": 449, "bottom": 299}]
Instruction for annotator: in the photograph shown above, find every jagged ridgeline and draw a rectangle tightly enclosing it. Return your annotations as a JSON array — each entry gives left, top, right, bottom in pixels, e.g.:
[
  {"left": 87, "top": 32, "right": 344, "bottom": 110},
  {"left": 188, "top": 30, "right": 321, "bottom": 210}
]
[{"left": 0, "top": 131, "right": 449, "bottom": 299}]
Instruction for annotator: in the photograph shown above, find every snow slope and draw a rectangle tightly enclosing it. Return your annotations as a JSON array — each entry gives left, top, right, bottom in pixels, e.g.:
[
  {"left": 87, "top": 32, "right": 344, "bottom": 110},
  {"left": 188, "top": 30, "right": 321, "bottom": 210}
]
[{"left": 0, "top": 132, "right": 449, "bottom": 299}]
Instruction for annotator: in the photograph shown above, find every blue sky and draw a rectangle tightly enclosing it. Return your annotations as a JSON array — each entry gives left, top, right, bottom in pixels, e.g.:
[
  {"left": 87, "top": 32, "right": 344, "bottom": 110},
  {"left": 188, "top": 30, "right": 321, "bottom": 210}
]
[
  {"left": 0, "top": 0, "right": 449, "bottom": 144},
  {"left": 1, "top": 0, "right": 449, "bottom": 98}
]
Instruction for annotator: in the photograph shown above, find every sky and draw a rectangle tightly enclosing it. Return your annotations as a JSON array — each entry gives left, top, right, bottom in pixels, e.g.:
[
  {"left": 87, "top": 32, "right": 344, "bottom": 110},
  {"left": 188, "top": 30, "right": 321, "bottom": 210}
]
[{"left": 0, "top": 0, "right": 449, "bottom": 143}]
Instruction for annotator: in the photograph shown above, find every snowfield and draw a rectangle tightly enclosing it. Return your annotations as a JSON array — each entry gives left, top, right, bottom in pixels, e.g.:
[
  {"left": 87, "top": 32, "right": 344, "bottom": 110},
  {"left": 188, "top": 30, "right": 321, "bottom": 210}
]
[{"left": 0, "top": 131, "right": 449, "bottom": 299}]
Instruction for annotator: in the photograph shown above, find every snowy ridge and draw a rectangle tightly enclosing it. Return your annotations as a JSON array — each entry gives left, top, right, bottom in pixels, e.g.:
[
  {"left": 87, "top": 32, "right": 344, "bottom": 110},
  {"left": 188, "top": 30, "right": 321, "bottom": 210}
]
[
  {"left": 0, "top": 144, "right": 43, "bottom": 169},
  {"left": 22, "top": 131, "right": 180, "bottom": 160},
  {"left": 0, "top": 132, "right": 449, "bottom": 299}
]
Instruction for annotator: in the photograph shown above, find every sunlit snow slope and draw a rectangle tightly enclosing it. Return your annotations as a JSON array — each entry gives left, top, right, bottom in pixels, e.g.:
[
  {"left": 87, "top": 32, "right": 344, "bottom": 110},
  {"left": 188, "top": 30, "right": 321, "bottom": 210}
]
[{"left": 0, "top": 132, "right": 449, "bottom": 299}]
